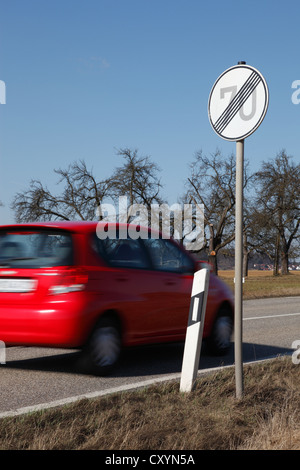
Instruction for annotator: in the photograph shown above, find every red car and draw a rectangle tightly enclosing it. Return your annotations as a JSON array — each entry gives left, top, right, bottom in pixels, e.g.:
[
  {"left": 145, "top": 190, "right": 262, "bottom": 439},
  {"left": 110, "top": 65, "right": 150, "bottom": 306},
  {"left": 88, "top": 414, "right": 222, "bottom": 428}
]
[{"left": 0, "top": 221, "right": 234, "bottom": 375}]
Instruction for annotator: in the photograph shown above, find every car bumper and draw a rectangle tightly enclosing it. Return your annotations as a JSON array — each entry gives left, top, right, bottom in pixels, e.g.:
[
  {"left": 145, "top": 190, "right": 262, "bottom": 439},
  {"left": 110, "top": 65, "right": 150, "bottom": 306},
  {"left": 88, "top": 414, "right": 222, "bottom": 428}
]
[{"left": 0, "top": 295, "right": 91, "bottom": 348}]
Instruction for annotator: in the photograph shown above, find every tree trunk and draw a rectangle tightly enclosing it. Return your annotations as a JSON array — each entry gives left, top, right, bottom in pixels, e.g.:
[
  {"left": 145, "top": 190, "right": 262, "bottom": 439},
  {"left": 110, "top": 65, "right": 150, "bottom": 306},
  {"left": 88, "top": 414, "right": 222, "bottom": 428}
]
[
  {"left": 208, "top": 252, "right": 218, "bottom": 276},
  {"left": 243, "top": 232, "right": 248, "bottom": 278},
  {"left": 273, "top": 234, "right": 280, "bottom": 276},
  {"left": 208, "top": 225, "right": 218, "bottom": 276},
  {"left": 281, "top": 250, "right": 289, "bottom": 275},
  {"left": 243, "top": 251, "right": 248, "bottom": 278}
]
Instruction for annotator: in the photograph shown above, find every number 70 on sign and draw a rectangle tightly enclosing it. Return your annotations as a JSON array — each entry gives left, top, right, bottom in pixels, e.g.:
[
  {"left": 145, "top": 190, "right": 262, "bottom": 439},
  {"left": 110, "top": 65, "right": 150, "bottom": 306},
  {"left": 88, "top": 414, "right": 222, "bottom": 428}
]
[{"left": 220, "top": 85, "right": 257, "bottom": 121}]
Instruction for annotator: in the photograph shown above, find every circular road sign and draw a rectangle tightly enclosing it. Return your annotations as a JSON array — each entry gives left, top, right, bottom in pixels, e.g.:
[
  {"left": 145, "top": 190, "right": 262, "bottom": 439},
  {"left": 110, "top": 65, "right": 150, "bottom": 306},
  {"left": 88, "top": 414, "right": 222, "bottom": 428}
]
[{"left": 208, "top": 64, "right": 269, "bottom": 141}]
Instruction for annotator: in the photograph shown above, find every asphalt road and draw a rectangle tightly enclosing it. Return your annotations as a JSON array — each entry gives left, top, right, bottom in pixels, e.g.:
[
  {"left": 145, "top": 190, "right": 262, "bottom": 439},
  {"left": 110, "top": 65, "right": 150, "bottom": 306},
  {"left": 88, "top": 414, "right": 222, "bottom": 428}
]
[{"left": 0, "top": 296, "right": 300, "bottom": 417}]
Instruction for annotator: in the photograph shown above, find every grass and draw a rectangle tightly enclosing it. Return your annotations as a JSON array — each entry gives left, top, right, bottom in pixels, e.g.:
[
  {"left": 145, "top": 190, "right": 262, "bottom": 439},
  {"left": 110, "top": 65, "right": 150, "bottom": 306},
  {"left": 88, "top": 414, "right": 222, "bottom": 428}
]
[
  {"left": 0, "top": 356, "right": 300, "bottom": 450},
  {"left": 1, "top": 270, "right": 300, "bottom": 451},
  {"left": 220, "top": 269, "right": 300, "bottom": 300}
]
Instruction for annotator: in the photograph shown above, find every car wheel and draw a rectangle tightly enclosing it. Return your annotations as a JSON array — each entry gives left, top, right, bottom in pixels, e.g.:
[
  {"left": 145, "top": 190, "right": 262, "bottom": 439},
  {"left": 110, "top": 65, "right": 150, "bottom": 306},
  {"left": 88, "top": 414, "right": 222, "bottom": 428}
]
[
  {"left": 87, "top": 317, "right": 121, "bottom": 375},
  {"left": 208, "top": 308, "right": 233, "bottom": 355}
]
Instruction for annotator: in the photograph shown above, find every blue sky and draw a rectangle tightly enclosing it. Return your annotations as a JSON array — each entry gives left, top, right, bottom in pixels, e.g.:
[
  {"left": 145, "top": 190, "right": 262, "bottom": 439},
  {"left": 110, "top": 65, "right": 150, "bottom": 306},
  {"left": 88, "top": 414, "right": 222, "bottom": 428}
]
[{"left": 0, "top": 0, "right": 299, "bottom": 224}]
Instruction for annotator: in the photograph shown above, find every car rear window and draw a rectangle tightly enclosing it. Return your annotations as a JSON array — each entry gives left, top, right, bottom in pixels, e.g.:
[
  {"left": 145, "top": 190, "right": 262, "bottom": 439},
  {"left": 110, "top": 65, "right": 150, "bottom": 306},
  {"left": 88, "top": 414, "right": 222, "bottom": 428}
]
[{"left": 0, "top": 230, "right": 73, "bottom": 268}]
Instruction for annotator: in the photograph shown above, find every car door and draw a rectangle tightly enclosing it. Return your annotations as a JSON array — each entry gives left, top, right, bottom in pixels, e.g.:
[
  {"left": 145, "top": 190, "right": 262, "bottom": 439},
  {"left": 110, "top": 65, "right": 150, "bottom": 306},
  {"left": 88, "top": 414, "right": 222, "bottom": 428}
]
[
  {"left": 90, "top": 232, "right": 182, "bottom": 344},
  {"left": 139, "top": 237, "right": 195, "bottom": 339},
  {"left": 91, "top": 231, "right": 195, "bottom": 344}
]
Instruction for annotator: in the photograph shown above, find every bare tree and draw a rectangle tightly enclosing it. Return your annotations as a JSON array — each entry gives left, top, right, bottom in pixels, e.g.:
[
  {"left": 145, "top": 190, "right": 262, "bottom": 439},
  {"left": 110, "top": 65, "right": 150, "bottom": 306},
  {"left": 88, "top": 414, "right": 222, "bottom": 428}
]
[
  {"left": 253, "top": 150, "right": 300, "bottom": 275},
  {"left": 11, "top": 149, "right": 164, "bottom": 224},
  {"left": 183, "top": 149, "right": 252, "bottom": 275},
  {"left": 108, "top": 148, "right": 164, "bottom": 225},
  {"left": 11, "top": 160, "right": 111, "bottom": 222},
  {"left": 245, "top": 205, "right": 280, "bottom": 275},
  {"left": 110, "top": 148, "right": 163, "bottom": 208}
]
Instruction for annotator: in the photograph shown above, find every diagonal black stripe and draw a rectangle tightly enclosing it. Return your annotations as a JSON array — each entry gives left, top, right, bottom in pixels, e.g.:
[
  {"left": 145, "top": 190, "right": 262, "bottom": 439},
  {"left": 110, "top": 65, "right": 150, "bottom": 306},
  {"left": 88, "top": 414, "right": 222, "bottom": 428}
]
[
  {"left": 215, "top": 74, "right": 260, "bottom": 132},
  {"left": 214, "top": 71, "right": 256, "bottom": 130},
  {"left": 214, "top": 71, "right": 262, "bottom": 134},
  {"left": 216, "top": 75, "right": 261, "bottom": 133},
  {"left": 218, "top": 75, "right": 261, "bottom": 131},
  {"left": 214, "top": 71, "right": 257, "bottom": 131},
  {"left": 217, "top": 77, "right": 261, "bottom": 133},
  {"left": 215, "top": 73, "right": 261, "bottom": 133}
]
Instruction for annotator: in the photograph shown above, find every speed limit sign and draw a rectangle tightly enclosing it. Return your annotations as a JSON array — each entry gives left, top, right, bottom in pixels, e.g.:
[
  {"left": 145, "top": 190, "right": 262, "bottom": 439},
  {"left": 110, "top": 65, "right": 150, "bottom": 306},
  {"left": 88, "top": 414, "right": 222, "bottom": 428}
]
[
  {"left": 208, "top": 62, "right": 269, "bottom": 398},
  {"left": 208, "top": 64, "right": 269, "bottom": 141}
]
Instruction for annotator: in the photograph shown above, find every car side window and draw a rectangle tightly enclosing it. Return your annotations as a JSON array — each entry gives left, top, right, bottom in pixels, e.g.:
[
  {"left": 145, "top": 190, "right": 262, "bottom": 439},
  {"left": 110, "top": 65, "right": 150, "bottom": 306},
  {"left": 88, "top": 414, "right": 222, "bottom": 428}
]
[
  {"left": 93, "top": 235, "right": 150, "bottom": 269},
  {"left": 143, "top": 238, "right": 195, "bottom": 274}
]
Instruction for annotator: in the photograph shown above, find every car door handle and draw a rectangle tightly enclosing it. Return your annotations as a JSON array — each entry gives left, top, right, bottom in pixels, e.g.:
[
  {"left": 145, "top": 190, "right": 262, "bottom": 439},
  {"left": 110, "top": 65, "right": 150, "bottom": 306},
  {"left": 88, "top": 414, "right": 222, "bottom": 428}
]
[{"left": 165, "top": 280, "right": 176, "bottom": 286}]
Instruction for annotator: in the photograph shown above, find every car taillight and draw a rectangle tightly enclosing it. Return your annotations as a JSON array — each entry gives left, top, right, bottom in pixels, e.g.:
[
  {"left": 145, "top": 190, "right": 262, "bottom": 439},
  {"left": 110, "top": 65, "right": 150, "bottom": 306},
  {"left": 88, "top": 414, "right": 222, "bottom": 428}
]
[{"left": 49, "top": 268, "right": 88, "bottom": 295}]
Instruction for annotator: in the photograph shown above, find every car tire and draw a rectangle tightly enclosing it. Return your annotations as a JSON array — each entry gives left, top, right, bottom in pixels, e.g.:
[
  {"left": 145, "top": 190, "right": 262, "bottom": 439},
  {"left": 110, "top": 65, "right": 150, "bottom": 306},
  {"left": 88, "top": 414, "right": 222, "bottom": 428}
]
[
  {"left": 208, "top": 307, "right": 233, "bottom": 356},
  {"left": 87, "top": 317, "right": 122, "bottom": 376}
]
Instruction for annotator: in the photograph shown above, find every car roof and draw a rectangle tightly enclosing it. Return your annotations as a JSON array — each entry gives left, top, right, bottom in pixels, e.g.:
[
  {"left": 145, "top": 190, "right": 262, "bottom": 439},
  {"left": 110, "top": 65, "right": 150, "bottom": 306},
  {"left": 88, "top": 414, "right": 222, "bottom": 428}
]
[
  {"left": 0, "top": 221, "right": 156, "bottom": 235},
  {"left": 0, "top": 221, "right": 98, "bottom": 233},
  {"left": 0, "top": 221, "right": 197, "bottom": 261}
]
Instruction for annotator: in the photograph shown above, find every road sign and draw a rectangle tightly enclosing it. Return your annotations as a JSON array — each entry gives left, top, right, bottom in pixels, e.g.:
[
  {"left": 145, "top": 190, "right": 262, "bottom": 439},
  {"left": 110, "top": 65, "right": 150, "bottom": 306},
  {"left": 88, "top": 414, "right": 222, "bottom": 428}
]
[
  {"left": 208, "top": 64, "right": 269, "bottom": 141},
  {"left": 208, "top": 62, "right": 269, "bottom": 399}
]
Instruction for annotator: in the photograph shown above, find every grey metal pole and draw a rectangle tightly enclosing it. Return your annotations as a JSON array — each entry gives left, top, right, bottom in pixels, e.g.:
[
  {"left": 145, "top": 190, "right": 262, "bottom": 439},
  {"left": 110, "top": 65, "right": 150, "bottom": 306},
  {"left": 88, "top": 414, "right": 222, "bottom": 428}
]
[{"left": 235, "top": 139, "right": 244, "bottom": 399}]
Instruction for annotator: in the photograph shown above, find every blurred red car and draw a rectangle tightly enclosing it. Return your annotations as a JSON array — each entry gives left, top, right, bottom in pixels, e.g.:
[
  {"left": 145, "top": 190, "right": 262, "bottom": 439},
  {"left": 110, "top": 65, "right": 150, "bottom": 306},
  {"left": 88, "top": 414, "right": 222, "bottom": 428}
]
[{"left": 0, "top": 221, "right": 234, "bottom": 374}]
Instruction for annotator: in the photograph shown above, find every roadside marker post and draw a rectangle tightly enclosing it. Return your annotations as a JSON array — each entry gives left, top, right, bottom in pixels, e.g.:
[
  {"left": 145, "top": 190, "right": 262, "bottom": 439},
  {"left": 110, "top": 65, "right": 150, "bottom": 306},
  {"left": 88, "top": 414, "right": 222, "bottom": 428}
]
[
  {"left": 0, "top": 340, "right": 6, "bottom": 364},
  {"left": 208, "top": 61, "right": 269, "bottom": 398},
  {"left": 180, "top": 268, "right": 210, "bottom": 392}
]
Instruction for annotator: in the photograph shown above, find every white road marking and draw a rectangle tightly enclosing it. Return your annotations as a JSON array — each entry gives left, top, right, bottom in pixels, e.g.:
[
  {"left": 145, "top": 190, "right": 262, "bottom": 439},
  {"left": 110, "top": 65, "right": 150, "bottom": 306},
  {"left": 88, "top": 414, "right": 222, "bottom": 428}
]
[
  {"left": 0, "top": 356, "right": 282, "bottom": 419},
  {"left": 0, "top": 375, "right": 181, "bottom": 419},
  {"left": 244, "top": 312, "right": 300, "bottom": 321}
]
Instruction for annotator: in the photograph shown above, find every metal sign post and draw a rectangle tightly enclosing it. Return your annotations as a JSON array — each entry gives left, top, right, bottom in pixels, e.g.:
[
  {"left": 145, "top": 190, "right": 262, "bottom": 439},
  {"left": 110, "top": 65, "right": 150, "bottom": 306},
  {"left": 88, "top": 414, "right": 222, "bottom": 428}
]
[
  {"left": 235, "top": 139, "right": 244, "bottom": 398},
  {"left": 208, "top": 61, "right": 269, "bottom": 398}
]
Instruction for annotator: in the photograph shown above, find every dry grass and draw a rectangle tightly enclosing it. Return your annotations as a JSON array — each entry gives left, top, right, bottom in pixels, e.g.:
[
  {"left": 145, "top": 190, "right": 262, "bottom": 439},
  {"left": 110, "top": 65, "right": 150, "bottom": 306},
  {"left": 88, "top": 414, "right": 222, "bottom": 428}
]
[
  {"left": 1, "top": 271, "right": 299, "bottom": 451},
  {"left": 1, "top": 356, "right": 300, "bottom": 450},
  {"left": 220, "top": 269, "right": 300, "bottom": 300}
]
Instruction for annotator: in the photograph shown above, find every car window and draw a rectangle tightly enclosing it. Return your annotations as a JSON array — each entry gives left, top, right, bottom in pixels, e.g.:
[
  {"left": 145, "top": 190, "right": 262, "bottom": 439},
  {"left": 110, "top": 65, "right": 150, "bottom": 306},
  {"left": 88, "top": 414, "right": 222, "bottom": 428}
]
[
  {"left": 93, "top": 234, "right": 150, "bottom": 269},
  {"left": 143, "top": 238, "right": 195, "bottom": 274},
  {"left": 0, "top": 230, "right": 73, "bottom": 268}
]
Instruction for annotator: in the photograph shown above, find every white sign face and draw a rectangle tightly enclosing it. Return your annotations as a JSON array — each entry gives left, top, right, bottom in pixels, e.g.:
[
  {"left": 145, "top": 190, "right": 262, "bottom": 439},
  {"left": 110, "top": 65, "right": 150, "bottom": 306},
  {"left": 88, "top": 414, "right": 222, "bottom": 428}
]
[{"left": 208, "top": 64, "right": 269, "bottom": 141}]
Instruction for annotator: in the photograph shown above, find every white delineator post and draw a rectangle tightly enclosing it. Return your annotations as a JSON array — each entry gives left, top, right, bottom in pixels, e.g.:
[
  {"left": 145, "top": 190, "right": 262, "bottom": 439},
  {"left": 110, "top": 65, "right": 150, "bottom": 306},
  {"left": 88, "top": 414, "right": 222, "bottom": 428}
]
[
  {"left": 0, "top": 341, "right": 6, "bottom": 364},
  {"left": 180, "top": 268, "right": 210, "bottom": 392}
]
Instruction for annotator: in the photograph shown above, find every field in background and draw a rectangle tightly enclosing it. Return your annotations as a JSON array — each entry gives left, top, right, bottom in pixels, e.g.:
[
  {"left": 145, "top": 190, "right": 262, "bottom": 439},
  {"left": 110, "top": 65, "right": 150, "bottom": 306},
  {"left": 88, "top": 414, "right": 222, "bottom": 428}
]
[{"left": 220, "top": 269, "right": 300, "bottom": 300}]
